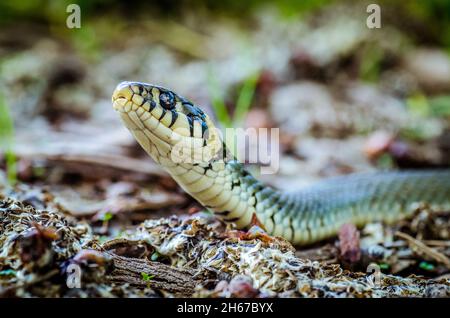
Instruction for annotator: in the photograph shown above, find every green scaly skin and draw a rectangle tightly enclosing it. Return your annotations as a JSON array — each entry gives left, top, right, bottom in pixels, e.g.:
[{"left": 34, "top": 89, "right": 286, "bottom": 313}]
[{"left": 112, "top": 81, "right": 450, "bottom": 245}]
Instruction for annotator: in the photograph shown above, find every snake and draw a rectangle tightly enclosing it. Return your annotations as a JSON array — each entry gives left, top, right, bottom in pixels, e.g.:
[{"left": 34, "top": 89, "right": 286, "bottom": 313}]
[{"left": 112, "top": 81, "right": 450, "bottom": 245}]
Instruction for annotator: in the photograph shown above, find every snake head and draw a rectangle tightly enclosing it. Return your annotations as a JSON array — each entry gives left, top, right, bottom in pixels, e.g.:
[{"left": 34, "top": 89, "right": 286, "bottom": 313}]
[{"left": 112, "top": 81, "right": 222, "bottom": 165}]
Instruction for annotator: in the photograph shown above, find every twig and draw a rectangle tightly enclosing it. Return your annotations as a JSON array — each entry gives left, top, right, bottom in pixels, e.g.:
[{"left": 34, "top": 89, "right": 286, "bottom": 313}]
[
  {"left": 422, "top": 240, "right": 450, "bottom": 247},
  {"left": 104, "top": 252, "right": 201, "bottom": 296},
  {"left": 395, "top": 231, "right": 450, "bottom": 269},
  {"left": 45, "top": 154, "right": 167, "bottom": 176},
  {"left": 18, "top": 152, "right": 168, "bottom": 177}
]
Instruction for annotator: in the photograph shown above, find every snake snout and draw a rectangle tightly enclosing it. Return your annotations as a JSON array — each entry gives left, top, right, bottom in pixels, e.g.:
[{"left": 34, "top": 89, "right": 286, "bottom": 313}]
[
  {"left": 112, "top": 81, "right": 149, "bottom": 112},
  {"left": 112, "top": 81, "right": 134, "bottom": 102}
]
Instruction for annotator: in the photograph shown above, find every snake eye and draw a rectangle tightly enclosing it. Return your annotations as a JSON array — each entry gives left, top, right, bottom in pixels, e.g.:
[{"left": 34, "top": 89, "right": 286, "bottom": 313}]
[{"left": 159, "top": 91, "right": 176, "bottom": 110}]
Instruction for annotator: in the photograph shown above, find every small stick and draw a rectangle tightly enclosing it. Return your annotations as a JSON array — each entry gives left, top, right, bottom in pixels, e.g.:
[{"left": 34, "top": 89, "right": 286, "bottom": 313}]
[{"left": 395, "top": 231, "right": 450, "bottom": 269}]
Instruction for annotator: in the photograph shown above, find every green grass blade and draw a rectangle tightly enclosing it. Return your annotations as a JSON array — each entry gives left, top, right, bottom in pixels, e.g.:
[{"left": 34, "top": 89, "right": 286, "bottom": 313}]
[
  {"left": 0, "top": 92, "right": 17, "bottom": 185},
  {"left": 206, "top": 67, "right": 232, "bottom": 128},
  {"left": 233, "top": 71, "right": 260, "bottom": 124}
]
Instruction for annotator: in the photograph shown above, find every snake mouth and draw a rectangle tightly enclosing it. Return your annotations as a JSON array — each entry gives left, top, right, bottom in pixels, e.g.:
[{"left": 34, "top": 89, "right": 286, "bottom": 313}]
[{"left": 112, "top": 81, "right": 222, "bottom": 163}]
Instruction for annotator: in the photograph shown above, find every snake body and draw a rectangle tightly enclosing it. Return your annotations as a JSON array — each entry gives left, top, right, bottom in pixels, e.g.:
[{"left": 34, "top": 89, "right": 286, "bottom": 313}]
[{"left": 112, "top": 81, "right": 450, "bottom": 245}]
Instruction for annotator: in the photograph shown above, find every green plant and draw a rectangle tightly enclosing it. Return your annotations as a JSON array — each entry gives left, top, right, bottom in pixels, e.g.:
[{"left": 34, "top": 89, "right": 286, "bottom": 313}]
[
  {"left": 207, "top": 68, "right": 260, "bottom": 158},
  {"left": 400, "top": 93, "right": 450, "bottom": 142},
  {"left": 0, "top": 92, "right": 17, "bottom": 185},
  {"left": 375, "top": 153, "right": 395, "bottom": 170},
  {"left": 233, "top": 72, "right": 260, "bottom": 124},
  {"left": 150, "top": 252, "right": 160, "bottom": 261},
  {"left": 428, "top": 95, "right": 450, "bottom": 117},
  {"left": 0, "top": 269, "right": 17, "bottom": 277},
  {"left": 207, "top": 68, "right": 231, "bottom": 128},
  {"left": 141, "top": 272, "right": 155, "bottom": 288},
  {"left": 359, "top": 45, "right": 383, "bottom": 82},
  {"left": 379, "top": 263, "right": 390, "bottom": 271},
  {"left": 141, "top": 272, "right": 155, "bottom": 281},
  {"left": 406, "top": 93, "right": 431, "bottom": 118},
  {"left": 101, "top": 212, "right": 114, "bottom": 222},
  {"left": 419, "top": 261, "right": 435, "bottom": 271},
  {"left": 207, "top": 68, "right": 260, "bottom": 127}
]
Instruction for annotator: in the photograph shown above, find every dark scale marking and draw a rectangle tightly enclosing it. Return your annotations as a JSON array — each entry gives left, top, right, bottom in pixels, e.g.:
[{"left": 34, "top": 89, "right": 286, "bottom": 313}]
[
  {"left": 243, "top": 175, "right": 257, "bottom": 186},
  {"left": 255, "top": 184, "right": 264, "bottom": 191},
  {"left": 159, "top": 109, "right": 166, "bottom": 121},
  {"left": 306, "top": 225, "right": 312, "bottom": 242},
  {"left": 253, "top": 196, "right": 258, "bottom": 207},
  {"left": 183, "top": 103, "right": 203, "bottom": 117},
  {"left": 149, "top": 100, "right": 157, "bottom": 111},
  {"left": 231, "top": 179, "right": 241, "bottom": 190},
  {"left": 201, "top": 121, "right": 208, "bottom": 137},
  {"left": 215, "top": 210, "right": 231, "bottom": 217},
  {"left": 203, "top": 163, "right": 213, "bottom": 174},
  {"left": 222, "top": 145, "right": 228, "bottom": 161},
  {"left": 227, "top": 217, "right": 240, "bottom": 222},
  {"left": 260, "top": 188, "right": 274, "bottom": 199},
  {"left": 179, "top": 97, "right": 190, "bottom": 104},
  {"left": 288, "top": 218, "right": 295, "bottom": 242},
  {"left": 269, "top": 211, "right": 276, "bottom": 229},
  {"left": 168, "top": 110, "right": 178, "bottom": 128},
  {"left": 319, "top": 215, "right": 324, "bottom": 227},
  {"left": 187, "top": 116, "right": 194, "bottom": 136},
  {"left": 241, "top": 170, "right": 250, "bottom": 177}
]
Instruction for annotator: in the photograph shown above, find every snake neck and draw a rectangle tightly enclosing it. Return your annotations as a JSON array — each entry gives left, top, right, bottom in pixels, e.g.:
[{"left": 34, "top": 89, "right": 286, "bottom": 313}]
[{"left": 163, "top": 155, "right": 278, "bottom": 230}]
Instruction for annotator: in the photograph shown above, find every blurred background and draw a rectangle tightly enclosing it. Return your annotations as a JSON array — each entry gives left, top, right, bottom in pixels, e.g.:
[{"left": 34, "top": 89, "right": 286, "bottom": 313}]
[{"left": 0, "top": 0, "right": 449, "bottom": 219}]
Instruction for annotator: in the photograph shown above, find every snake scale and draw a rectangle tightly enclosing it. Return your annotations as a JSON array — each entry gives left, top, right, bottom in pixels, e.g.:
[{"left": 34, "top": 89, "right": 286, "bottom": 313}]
[{"left": 112, "top": 81, "right": 450, "bottom": 245}]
